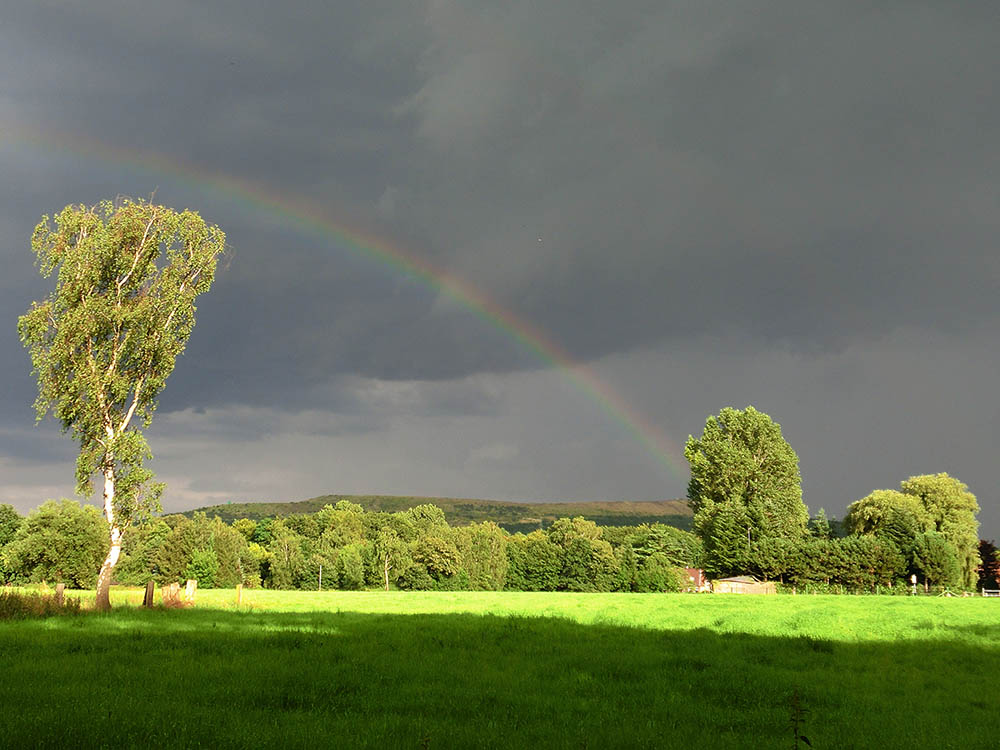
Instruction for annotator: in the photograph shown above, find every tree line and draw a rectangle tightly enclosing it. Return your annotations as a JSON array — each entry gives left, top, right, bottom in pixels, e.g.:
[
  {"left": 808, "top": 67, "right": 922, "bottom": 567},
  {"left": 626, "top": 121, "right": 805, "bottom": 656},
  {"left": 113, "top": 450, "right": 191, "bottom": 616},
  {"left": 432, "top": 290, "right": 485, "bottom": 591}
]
[
  {"left": 0, "top": 501, "right": 702, "bottom": 592},
  {"left": 1, "top": 486, "right": 995, "bottom": 593}
]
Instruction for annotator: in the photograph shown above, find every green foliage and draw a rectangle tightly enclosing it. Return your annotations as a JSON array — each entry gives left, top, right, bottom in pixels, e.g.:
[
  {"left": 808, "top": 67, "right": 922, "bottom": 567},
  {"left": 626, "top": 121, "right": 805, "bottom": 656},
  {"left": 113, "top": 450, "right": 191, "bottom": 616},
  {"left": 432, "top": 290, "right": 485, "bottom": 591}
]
[
  {"left": 909, "top": 532, "right": 962, "bottom": 588},
  {"left": 547, "top": 516, "right": 602, "bottom": 547},
  {"left": 0, "top": 505, "right": 22, "bottom": 548},
  {"left": 243, "top": 543, "right": 267, "bottom": 588},
  {"left": 315, "top": 502, "right": 365, "bottom": 547},
  {"left": 900, "top": 473, "right": 979, "bottom": 588},
  {"left": 613, "top": 543, "right": 639, "bottom": 591},
  {"left": 405, "top": 503, "right": 448, "bottom": 528},
  {"left": 283, "top": 514, "right": 321, "bottom": 541},
  {"left": 686, "top": 407, "right": 807, "bottom": 576},
  {"left": 634, "top": 552, "right": 683, "bottom": 592},
  {"left": 335, "top": 544, "right": 365, "bottom": 590},
  {"left": 837, "top": 536, "right": 906, "bottom": 589},
  {"left": 697, "top": 501, "right": 752, "bottom": 578},
  {"left": 454, "top": 522, "right": 509, "bottom": 590},
  {"left": 2, "top": 500, "right": 108, "bottom": 588},
  {"left": 630, "top": 523, "right": 701, "bottom": 567},
  {"left": 207, "top": 518, "right": 248, "bottom": 587},
  {"left": 232, "top": 518, "right": 256, "bottom": 542},
  {"left": 412, "top": 535, "right": 461, "bottom": 580},
  {"left": 0, "top": 505, "right": 23, "bottom": 584},
  {"left": 505, "top": 532, "right": 561, "bottom": 591},
  {"left": 687, "top": 406, "right": 807, "bottom": 536},
  {"left": 808, "top": 508, "right": 832, "bottom": 539},
  {"left": 844, "top": 489, "right": 929, "bottom": 544},
  {"left": 553, "top": 531, "right": 617, "bottom": 592},
  {"left": 845, "top": 474, "right": 981, "bottom": 589},
  {"left": 185, "top": 548, "right": 219, "bottom": 588},
  {"left": 251, "top": 518, "right": 275, "bottom": 546},
  {"left": 749, "top": 536, "right": 800, "bottom": 583},
  {"left": 155, "top": 515, "right": 212, "bottom": 584},
  {"left": 266, "top": 521, "right": 308, "bottom": 590},
  {"left": 113, "top": 518, "right": 171, "bottom": 585}
]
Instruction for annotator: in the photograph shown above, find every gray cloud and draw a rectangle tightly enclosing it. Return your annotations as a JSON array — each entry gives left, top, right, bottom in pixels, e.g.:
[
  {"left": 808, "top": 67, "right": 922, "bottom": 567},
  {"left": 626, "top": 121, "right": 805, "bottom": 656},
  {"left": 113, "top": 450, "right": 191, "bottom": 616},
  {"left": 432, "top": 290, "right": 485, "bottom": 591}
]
[{"left": 1, "top": 2, "right": 997, "bottom": 535}]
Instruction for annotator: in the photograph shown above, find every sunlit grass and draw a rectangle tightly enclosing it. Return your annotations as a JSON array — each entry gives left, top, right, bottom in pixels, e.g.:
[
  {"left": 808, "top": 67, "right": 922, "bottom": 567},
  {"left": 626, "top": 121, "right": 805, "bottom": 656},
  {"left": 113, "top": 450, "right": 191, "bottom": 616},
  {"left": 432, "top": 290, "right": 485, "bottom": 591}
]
[
  {"left": 2, "top": 589, "right": 996, "bottom": 748},
  {"left": 53, "top": 585, "right": 1000, "bottom": 643}
]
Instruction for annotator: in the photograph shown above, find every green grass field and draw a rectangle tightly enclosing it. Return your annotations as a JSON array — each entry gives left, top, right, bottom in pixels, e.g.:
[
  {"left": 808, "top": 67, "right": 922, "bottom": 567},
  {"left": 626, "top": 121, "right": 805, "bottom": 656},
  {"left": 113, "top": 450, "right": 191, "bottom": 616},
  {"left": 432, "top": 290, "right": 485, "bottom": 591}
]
[{"left": 1, "top": 589, "right": 997, "bottom": 748}]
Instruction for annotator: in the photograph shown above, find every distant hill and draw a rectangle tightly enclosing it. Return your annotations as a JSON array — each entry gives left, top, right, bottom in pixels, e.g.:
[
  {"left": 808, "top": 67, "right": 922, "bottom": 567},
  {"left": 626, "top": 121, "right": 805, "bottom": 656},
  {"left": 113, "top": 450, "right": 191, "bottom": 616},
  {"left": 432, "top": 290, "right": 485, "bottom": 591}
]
[{"left": 182, "top": 494, "right": 693, "bottom": 532}]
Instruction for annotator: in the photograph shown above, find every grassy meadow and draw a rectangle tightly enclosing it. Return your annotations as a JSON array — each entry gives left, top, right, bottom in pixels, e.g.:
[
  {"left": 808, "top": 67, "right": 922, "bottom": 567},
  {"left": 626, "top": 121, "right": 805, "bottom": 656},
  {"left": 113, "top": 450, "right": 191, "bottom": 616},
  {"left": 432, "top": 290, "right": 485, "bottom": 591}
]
[{"left": 1, "top": 589, "right": 997, "bottom": 748}]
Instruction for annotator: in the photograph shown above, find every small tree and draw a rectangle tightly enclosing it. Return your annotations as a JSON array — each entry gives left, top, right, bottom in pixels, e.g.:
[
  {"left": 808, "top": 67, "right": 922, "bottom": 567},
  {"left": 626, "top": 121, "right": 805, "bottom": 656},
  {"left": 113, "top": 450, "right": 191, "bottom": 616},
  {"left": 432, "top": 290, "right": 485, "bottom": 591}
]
[{"left": 19, "top": 200, "right": 225, "bottom": 609}]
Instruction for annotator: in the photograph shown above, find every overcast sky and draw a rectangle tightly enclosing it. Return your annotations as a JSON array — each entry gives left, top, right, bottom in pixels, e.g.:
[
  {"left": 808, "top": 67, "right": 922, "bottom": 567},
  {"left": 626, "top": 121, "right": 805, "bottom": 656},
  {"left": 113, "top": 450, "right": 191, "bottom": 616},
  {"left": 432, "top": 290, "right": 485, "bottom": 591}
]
[{"left": 1, "top": 1, "right": 997, "bottom": 536}]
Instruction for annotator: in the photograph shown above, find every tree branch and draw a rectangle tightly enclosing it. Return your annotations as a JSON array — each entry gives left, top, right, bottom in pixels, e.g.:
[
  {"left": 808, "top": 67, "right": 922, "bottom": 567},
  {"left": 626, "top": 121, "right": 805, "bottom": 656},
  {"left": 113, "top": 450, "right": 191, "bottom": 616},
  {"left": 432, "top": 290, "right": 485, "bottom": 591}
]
[{"left": 116, "top": 210, "right": 157, "bottom": 294}]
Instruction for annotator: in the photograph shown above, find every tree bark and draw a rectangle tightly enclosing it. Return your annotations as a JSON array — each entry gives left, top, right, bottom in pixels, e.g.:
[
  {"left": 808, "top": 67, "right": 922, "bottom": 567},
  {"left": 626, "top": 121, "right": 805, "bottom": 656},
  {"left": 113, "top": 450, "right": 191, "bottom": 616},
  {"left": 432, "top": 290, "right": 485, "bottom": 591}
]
[{"left": 95, "top": 464, "right": 121, "bottom": 611}]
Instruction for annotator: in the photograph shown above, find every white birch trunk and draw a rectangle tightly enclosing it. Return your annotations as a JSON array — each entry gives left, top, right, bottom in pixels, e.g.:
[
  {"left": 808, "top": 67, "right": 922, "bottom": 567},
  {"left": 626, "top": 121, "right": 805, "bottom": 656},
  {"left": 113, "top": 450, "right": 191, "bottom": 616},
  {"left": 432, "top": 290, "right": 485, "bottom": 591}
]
[{"left": 95, "top": 463, "right": 122, "bottom": 611}]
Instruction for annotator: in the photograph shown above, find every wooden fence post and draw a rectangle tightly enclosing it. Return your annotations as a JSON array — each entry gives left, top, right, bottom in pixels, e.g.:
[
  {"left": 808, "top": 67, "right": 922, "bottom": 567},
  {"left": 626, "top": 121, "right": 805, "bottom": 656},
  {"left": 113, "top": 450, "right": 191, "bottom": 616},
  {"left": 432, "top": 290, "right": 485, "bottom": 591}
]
[
  {"left": 236, "top": 583, "right": 243, "bottom": 606},
  {"left": 54, "top": 583, "right": 65, "bottom": 607},
  {"left": 142, "top": 580, "right": 155, "bottom": 608},
  {"left": 185, "top": 579, "right": 197, "bottom": 603},
  {"left": 162, "top": 582, "right": 180, "bottom": 605}
]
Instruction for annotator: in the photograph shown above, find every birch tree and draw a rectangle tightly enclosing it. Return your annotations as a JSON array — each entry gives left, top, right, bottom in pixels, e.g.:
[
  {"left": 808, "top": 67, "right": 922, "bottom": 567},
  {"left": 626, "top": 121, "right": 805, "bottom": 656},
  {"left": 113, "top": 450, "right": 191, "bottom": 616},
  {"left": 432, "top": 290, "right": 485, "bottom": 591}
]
[{"left": 18, "top": 199, "right": 225, "bottom": 610}]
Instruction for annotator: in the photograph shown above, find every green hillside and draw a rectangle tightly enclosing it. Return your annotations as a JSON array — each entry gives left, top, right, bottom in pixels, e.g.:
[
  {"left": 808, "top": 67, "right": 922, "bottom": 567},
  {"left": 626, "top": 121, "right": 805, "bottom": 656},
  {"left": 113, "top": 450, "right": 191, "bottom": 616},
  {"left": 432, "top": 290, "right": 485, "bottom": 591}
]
[{"left": 182, "top": 494, "right": 692, "bottom": 532}]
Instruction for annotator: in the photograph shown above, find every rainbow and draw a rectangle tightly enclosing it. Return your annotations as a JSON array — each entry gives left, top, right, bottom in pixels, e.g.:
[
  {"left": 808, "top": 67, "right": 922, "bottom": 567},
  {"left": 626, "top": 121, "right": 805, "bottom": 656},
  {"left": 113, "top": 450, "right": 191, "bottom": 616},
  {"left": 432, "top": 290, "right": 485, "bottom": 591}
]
[{"left": 3, "top": 123, "right": 689, "bottom": 483}]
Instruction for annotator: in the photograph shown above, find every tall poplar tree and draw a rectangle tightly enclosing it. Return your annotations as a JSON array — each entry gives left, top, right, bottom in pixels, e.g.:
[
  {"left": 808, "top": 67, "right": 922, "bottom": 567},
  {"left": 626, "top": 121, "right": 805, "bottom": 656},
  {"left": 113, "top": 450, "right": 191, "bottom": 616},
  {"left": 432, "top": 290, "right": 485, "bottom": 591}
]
[
  {"left": 685, "top": 406, "right": 808, "bottom": 576},
  {"left": 19, "top": 199, "right": 225, "bottom": 609}
]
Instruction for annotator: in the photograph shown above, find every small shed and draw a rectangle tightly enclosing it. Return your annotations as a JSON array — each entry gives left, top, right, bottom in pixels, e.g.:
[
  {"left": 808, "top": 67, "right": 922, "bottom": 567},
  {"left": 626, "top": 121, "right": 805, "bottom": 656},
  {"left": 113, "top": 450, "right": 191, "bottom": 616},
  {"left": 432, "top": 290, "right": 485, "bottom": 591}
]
[
  {"left": 711, "top": 576, "right": 777, "bottom": 595},
  {"left": 684, "top": 568, "right": 709, "bottom": 592}
]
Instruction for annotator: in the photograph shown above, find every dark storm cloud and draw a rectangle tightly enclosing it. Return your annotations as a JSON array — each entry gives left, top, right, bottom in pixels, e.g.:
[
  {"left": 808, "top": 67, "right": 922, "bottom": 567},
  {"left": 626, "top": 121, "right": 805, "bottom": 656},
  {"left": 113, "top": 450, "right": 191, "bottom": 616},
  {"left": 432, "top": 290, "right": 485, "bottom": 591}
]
[
  {"left": 4, "top": 1, "right": 998, "bottom": 394},
  {"left": 1, "top": 2, "right": 997, "bottom": 531}
]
